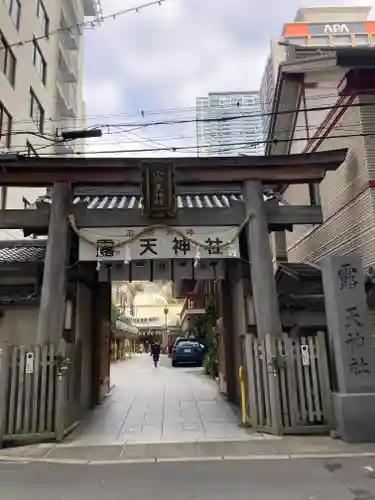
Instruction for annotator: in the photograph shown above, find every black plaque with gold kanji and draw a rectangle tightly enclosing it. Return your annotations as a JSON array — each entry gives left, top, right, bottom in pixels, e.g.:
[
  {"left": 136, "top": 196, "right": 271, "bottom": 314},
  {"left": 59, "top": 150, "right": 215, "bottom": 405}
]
[{"left": 141, "top": 160, "right": 177, "bottom": 218}]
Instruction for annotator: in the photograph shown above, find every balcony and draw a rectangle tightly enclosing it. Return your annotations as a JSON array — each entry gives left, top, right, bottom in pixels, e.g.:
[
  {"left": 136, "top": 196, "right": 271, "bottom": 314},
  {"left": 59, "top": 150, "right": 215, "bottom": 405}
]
[
  {"left": 180, "top": 294, "right": 208, "bottom": 331},
  {"left": 56, "top": 80, "right": 76, "bottom": 119},
  {"left": 54, "top": 142, "right": 75, "bottom": 156},
  {"left": 83, "top": 0, "right": 101, "bottom": 17},
  {"left": 58, "top": 43, "right": 78, "bottom": 83},
  {"left": 59, "top": 26, "right": 79, "bottom": 51}
]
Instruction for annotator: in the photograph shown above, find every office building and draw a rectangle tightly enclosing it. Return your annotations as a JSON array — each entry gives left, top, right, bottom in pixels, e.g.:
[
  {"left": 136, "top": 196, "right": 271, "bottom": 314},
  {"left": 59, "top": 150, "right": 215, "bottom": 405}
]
[
  {"left": 196, "top": 91, "right": 264, "bottom": 157},
  {"left": 0, "top": 0, "right": 101, "bottom": 237},
  {"left": 260, "top": 5, "right": 374, "bottom": 137}
]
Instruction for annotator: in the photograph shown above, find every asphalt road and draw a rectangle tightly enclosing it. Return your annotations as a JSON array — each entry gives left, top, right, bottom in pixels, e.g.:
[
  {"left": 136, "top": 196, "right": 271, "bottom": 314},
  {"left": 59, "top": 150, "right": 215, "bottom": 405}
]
[{"left": 1, "top": 457, "right": 375, "bottom": 500}]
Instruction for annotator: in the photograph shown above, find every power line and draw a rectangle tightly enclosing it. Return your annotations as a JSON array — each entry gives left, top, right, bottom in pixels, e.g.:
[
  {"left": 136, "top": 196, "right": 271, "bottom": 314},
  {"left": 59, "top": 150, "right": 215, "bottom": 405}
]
[
  {"left": 0, "top": 0, "right": 168, "bottom": 51},
  {"left": 5, "top": 122, "right": 365, "bottom": 151},
  {"left": 7, "top": 87, "right": 368, "bottom": 128},
  {"left": 27, "top": 131, "right": 375, "bottom": 156},
  {"left": 5, "top": 98, "right": 375, "bottom": 142},
  {"left": 91, "top": 99, "right": 375, "bottom": 131}
]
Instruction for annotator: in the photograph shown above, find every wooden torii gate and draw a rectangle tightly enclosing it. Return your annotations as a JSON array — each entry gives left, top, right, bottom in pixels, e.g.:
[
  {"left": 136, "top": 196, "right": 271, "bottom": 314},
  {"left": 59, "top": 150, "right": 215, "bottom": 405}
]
[{"left": 0, "top": 149, "right": 347, "bottom": 431}]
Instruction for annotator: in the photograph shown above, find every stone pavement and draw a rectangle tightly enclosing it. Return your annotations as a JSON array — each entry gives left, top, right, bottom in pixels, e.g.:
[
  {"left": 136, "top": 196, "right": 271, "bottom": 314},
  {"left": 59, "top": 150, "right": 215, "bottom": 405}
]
[{"left": 67, "top": 353, "right": 253, "bottom": 445}]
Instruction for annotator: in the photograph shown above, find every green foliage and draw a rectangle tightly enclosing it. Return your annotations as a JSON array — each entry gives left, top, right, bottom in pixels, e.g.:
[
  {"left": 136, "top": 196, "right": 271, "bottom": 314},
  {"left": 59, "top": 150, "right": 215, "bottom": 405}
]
[
  {"left": 127, "top": 282, "right": 145, "bottom": 297},
  {"left": 111, "top": 304, "right": 121, "bottom": 329},
  {"left": 195, "top": 296, "right": 218, "bottom": 378}
]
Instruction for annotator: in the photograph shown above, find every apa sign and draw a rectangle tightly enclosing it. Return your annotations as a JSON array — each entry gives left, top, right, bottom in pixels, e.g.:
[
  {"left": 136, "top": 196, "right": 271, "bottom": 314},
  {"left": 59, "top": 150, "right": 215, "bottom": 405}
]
[{"left": 324, "top": 23, "right": 350, "bottom": 34}]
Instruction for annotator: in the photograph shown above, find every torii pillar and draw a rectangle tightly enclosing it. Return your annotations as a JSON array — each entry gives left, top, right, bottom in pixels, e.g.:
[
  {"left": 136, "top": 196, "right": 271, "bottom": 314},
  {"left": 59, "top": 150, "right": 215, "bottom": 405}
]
[
  {"left": 36, "top": 183, "right": 72, "bottom": 343},
  {"left": 242, "top": 180, "right": 283, "bottom": 434}
]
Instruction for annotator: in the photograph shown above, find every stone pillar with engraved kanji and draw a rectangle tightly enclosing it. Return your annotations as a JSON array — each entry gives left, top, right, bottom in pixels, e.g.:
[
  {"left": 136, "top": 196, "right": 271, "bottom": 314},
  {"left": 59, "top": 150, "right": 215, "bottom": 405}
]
[{"left": 322, "top": 253, "right": 375, "bottom": 442}]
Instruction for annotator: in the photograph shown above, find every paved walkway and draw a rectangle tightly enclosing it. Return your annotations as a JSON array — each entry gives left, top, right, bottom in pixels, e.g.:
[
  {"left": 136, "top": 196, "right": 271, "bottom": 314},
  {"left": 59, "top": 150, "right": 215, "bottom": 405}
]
[{"left": 68, "top": 354, "right": 252, "bottom": 445}]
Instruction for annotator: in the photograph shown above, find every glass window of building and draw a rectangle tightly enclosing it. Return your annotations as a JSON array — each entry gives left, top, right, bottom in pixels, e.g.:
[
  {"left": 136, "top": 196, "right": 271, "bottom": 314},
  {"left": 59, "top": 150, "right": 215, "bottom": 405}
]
[
  {"left": 243, "top": 97, "right": 255, "bottom": 108},
  {"left": 0, "top": 102, "right": 12, "bottom": 149},
  {"left": 230, "top": 96, "right": 242, "bottom": 107},
  {"left": 0, "top": 33, "right": 16, "bottom": 87},
  {"left": 332, "top": 34, "right": 352, "bottom": 45},
  {"left": 33, "top": 39, "right": 47, "bottom": 84},
  {"left": 37, "top": 0, "right": 49, "bottom": 38},
  {"left": 356, "top": 34, "right": 370, "bottom": 46},
  {"left": 284, "top": 36, "right": 308, "bottom": 46},
  {"left": 310, "top": 35, "right": 329, "bottom": 46},
  {"left": 30, "top": 88, "right": 44, "bottom": 133},
  {"left": 4, "top": 0, "right": 21, "bottom": 29}
]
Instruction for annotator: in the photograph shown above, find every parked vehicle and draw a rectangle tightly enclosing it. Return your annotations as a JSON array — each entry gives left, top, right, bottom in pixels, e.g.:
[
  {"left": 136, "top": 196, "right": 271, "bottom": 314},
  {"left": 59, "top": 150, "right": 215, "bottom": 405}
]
[{"left": 171, "top": 339, "right": 204, "bottom": 367}]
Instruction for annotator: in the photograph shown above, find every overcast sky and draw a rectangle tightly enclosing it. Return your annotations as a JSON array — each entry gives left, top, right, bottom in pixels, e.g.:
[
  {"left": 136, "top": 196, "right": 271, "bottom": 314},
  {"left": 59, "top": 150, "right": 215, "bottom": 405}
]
[{"left": 82, "top": 0, "right": 374, "bottom": 156}]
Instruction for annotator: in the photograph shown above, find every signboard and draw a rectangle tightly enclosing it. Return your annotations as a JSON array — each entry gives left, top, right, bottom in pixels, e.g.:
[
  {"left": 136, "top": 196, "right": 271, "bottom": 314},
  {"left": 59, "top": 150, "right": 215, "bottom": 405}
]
[
  {"left": 79, "top": 226, "right": 239, "bottom": 262},
  {"left": 283, "top": 21, "right": 368, "bottom": 37},
  {"left": 25, "top": 352, "right": 34, "bottom": 374}
]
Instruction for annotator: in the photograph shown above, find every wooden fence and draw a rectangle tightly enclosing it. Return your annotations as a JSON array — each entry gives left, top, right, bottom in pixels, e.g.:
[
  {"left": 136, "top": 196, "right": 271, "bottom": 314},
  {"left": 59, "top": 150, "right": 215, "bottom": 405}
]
[
  {"left": 0, "top": 340, "right": 80, "bottom": 447},
  {"left": 244, "top": 331, "right": 333, "bottom": 435}
]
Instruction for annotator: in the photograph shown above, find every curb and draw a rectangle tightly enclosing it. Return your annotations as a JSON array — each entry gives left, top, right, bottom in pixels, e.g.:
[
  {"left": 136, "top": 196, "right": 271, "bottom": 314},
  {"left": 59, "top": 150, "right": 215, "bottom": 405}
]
[{"left": 1, "top": 451, "right": 375, "bottom": 465}]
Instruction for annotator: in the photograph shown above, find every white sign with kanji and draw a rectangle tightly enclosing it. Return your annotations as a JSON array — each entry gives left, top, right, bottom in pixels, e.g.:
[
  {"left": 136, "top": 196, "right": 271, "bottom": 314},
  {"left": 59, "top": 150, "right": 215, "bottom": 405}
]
[{"left": 78, "top": 226, "right": 240, "bottom": 261}]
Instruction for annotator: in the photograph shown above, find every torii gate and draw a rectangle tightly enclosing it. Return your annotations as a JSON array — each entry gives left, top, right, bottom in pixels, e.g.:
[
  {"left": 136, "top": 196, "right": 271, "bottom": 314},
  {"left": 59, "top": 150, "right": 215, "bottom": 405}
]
[{"left": 0, "top": 149, "right": 347, "bottom": 415}]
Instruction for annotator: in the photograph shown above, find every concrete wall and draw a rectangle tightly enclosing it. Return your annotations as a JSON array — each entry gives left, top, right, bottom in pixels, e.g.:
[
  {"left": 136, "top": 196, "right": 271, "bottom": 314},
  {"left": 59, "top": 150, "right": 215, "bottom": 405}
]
[{"left": 0, "top": 307, "right": 39, "bottom": 348}]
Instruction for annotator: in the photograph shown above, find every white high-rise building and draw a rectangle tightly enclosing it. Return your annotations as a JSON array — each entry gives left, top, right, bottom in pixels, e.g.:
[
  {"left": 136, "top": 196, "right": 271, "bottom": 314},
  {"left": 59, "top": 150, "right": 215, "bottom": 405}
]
[
  {"left": 260, "top": 5, "right": 374, "bottom": 138},
  {"left": 0, "top": 0, "right": 101, "bottom": 237},
  {"left": 196, "top": 91, "right": 264, "bottom": 157}
]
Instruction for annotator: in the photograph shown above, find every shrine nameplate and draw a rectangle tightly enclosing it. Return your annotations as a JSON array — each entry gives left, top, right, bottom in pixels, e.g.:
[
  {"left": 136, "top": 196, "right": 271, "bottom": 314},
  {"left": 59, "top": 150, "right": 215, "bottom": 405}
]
[{"left": 141, "top": 160, "right": 177, "bottom": 218}]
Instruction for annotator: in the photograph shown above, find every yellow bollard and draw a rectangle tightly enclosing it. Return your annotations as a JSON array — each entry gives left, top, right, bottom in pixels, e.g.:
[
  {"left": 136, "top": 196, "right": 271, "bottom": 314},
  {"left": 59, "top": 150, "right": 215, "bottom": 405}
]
[
  {"left": 239, "top": 365, "right": 247, "bottom": 426},
  {"left": 114, "top": 341, "right": 118, "bottom": 361}
]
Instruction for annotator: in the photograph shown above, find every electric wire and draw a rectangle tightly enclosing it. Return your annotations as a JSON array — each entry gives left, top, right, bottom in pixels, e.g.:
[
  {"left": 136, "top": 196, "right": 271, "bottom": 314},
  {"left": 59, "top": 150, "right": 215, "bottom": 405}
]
[
  {"left": 0, "top": 0, "right": 168, "bottom": 51},
  {"left": 6, "top": 87, "right": 370, "bottom": 128}
]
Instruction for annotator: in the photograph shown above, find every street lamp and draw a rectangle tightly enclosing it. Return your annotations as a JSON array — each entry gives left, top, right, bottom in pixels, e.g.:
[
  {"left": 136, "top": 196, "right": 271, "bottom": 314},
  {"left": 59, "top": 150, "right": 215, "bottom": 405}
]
[
  {"left": 163, "top": 306, "right": 169, "bottom": 350},
  {"left": 60, "top": 128, "right": 102, "bottom": 141}
]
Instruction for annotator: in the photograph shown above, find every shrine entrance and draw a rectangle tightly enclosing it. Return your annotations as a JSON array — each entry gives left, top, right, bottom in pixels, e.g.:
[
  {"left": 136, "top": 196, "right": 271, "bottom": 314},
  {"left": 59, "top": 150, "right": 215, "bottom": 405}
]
[
  {"left": 77, "top": 215, "right": 246, "bottom": 405},
  {"left": 0, "top": 149, "right": 347, "bottom": 446}
]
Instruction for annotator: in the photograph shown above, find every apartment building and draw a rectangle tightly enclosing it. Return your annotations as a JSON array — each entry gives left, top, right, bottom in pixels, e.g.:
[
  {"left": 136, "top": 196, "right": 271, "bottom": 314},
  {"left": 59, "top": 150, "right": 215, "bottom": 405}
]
[
  {"left": 260, "top": 5, "right": 374, "bottom": 138},
  {"left": 0, "top": 0, "right": 100, "bottom": 237},
  {"left": 196, "top": 91, "right": 264, "bottom": 157}
]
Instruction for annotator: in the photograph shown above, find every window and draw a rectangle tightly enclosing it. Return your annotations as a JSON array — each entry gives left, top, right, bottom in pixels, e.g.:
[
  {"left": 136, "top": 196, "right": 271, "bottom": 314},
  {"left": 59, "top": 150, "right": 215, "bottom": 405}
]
[
  {"left": 309, "top": 183, "right": 321, "bottom": 206},
  {"left": 284, "top": 36, "right": 308, "bottom": 46},
  {"left": 33, "top": 39, "right": 47, "bottom": 84},
  {"left": 37, "top": 0, "right": 49, "bottom": 38},
  {"left": 0, "top": 102, "right": 12, "bottom": 149},
  {"left": 0, "top": 33, "right": 16, "bottom": 86},
  {"left": 332, "top": 34, "right": 352, "bottom": 46},
  {"left": 30, "top": 88, "right": 44, "bottom": 132},
  {"left": 243, "top": 97, "right": 255, "bottom": 108},
  {"left": 4, "top": 0, "right": 21, "bottom": 29},
  {"left": 310, "top": 35, "right": 330, "bottom": 46},
  {"left": 355, "top": 34, "right": 370, "bottom": 46}
]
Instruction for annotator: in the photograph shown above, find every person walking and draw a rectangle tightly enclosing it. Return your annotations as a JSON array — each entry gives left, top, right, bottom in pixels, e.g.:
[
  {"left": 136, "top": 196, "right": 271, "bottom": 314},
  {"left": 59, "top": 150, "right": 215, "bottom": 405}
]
[{"left": 150, "top": 340, "right": 161, "bottom": 367}]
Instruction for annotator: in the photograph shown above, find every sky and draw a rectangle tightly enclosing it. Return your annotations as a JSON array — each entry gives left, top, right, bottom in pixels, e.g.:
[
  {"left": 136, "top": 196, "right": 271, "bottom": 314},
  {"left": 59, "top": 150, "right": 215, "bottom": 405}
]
[{"left": 82, "top": 0, "right": 374, "bottom": 157}]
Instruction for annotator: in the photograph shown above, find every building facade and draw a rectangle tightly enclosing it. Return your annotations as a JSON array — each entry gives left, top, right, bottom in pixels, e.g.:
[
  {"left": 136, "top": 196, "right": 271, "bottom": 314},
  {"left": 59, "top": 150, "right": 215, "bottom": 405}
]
[
  {"left": 196, "top": 91, "right": 264, "bottom": 157},
  {"left": 266, "top": 49, "right": 375, "bottom": 270},
  {"left": 260, "top": 5, "right": 374, "bottom": 138},
  {"left": 0, "top": 0, "right": 100, "bottom": 237}
]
